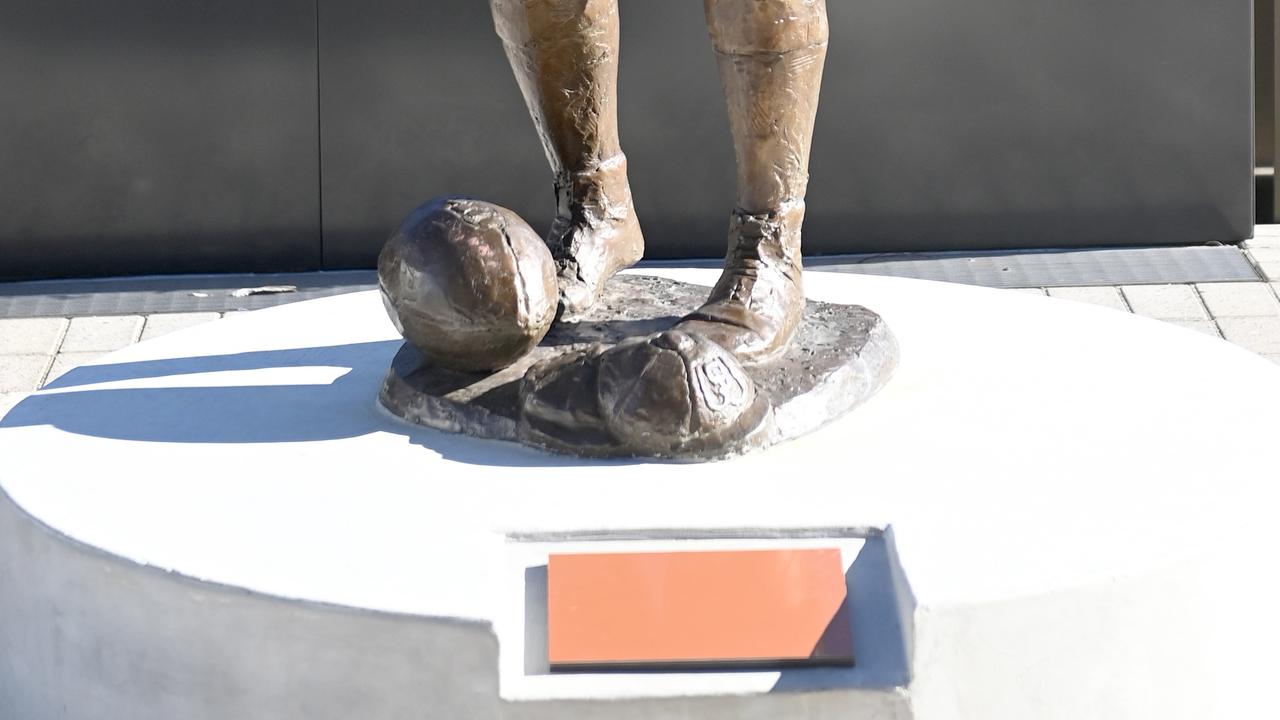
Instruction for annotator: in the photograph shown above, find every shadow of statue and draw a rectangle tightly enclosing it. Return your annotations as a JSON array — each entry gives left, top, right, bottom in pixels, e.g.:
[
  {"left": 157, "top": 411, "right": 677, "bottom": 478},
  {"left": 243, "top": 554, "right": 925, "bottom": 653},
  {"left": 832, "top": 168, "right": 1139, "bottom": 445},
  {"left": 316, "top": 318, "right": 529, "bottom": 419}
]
[{"left": 1, "top": 340, "right": 640, "bottom": 469}]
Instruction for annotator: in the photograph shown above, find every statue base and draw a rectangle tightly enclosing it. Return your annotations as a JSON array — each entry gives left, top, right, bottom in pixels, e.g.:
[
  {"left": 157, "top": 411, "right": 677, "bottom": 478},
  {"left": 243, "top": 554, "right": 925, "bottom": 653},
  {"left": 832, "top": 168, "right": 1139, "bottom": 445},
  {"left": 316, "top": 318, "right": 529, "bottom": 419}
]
[
  {"left": 5, "top": 270, "right": 1280, "bottom": 717},
  {"left": 379, "top": 274, "right": 898, "bottom": 460}
]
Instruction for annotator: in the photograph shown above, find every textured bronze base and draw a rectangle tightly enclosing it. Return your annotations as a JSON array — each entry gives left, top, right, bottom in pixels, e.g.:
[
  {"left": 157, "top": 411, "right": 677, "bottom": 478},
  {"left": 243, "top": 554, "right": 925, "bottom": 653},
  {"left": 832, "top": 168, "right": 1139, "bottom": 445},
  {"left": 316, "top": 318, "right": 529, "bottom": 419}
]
[{"left": 379, "top": 274, "right": 897, "bottom": 461}]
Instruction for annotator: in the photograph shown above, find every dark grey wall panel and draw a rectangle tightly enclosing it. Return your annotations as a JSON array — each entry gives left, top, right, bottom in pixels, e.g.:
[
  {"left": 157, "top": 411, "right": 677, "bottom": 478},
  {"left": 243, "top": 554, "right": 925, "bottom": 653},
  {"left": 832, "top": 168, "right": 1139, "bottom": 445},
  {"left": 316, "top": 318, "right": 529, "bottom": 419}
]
[
  {"left": 317, "top": 0, "right": 557, "bottom": 268},
  {"left": 317, "top": 0, "right": 753, "bottom": 266},
  {"left": 320, "top": 0, "right": 1254, "bottom": 267},
  {"left": 0, "top": 0, "right": 1254, "bottom": 279},
  {"left": 1258, "top": 0, "right": 1274, "bottom": 169},
  {"left": 816, "top": 0, "right": 1255, "bottom": 254},
  {"left": 0, "top": 0, "right": 320, "bottom": 280}
]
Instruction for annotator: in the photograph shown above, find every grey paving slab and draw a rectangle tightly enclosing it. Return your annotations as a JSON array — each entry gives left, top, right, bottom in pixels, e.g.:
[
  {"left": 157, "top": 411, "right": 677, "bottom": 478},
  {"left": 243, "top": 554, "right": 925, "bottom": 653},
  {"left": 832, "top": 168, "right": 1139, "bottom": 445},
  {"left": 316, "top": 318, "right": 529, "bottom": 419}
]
[
  {"left": 1160, "top": 318, "right": 1223, "bottom": 338},
  {"left": 1194, "top": 282, "right": 1280, "bottom": 318},
  {"left": 60, "top": 316, "right": 144, "bottom": 353},
  {"left": 1119, "top": 284, "right": 1209, "bottom": 320},
  {"left": 1253, "top": 258, "right": 1280, "bottom": 282},
  {"left": 0, "top": 317, "right": 67, "bottom": 355},
  {"left": 1216, "top": 316, "right": 1280, "bottom": 356},
  {"left": 140, "top": 313, "right": 222, "bottom": 341},
  {"left": 1246, "top": 247, "right": 1280, "bottom": 281},
  {"left": 44, "top": 352, "right": 106, "bottom": 386},
  {"left": 0, "top": 354, "right": 51, "bottom": 393},
  {"left": 1249, "top": 224, "right": 1280, "bottom": 240},
  {"left": 1046, "top": 286, "right": 1130, "bottom": 312}
]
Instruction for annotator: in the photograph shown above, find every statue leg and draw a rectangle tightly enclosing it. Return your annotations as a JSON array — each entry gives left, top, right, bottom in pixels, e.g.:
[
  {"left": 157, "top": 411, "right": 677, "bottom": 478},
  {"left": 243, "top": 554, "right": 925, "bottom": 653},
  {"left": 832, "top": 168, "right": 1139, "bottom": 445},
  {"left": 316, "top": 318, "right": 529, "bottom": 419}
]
[
  {"left": 678, "top": 0, "right": 829, "bottom": 363},
  {"left": 491, "top": 0, "right": 644, "bottom": 318}
]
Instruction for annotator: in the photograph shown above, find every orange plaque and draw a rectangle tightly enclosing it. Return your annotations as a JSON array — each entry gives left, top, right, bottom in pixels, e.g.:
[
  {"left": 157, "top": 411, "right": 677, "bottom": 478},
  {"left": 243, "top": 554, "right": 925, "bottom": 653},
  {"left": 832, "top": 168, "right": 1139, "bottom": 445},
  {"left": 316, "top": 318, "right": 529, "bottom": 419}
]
[{"left": 546, "top": 548, "right": 853, "bottom": 669}]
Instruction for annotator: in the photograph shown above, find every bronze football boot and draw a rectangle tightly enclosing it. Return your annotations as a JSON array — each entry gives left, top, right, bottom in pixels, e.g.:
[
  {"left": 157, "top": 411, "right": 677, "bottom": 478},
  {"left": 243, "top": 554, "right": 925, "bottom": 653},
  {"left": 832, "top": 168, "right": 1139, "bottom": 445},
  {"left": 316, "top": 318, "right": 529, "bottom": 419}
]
[{"left": 677, "top": 0, "right": 829, "bottom": 364}]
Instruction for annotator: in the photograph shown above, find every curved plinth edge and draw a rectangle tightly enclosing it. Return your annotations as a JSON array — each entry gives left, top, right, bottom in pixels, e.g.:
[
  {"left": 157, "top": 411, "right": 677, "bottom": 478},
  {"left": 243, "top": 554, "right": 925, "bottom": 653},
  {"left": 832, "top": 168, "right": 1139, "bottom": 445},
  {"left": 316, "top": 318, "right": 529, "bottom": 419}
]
[
  {"left": 0, "top": 484, "right": 501, "bottom": 720},
  {"left": 2, "top": 271, "right": 1280, "bottom": 719}
]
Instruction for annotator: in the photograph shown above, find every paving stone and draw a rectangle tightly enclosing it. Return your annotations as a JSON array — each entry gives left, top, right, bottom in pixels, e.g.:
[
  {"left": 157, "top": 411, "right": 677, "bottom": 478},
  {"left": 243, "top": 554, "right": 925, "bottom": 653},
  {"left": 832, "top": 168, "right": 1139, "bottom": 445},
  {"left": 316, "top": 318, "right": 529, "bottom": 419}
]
[
  {"left": 1251, "top": 224, "right": 1280, "bottom": 239},
  {"left": 0, "top": 317, "right": 67, "bottom": 355},
  {"left": 1254, "top": 259, "right": 1280, "bottom": 282},
  {"left": 1216, "top": 316, "right": 1280, "bottom": 356},
  {"left": 44, "top": 351, "right": 107, "bottom": 386},
  {"left": 1046, "top": 286, "right": 1129, "bottom": 312},
  {"left": 1194, "top": 282, "right": 1280, "bottom": 318},
  {"left": 1246, "top": 236, "right": 1280, "bottom": 253},
  {"left": 1247, "top": 245, "right": 1280, "bottom": 260},
  {"left": 1161, "top": 318, "right": 1222, "bottom": 338},
  {"left": 1120, "top": 284, "right": 1209, "bottom": 320},
  {"left": 1246, "top": 247, "right": 1280, "bottom": 281},
  {"left": 60, "top": 315, "right": 144, "bottom": 353},
  {"left": 139, "top": 312, "right": 221, "bottom": 341},
  {"left": 0, "top": 354, "right": 51, "bottom": 393}
]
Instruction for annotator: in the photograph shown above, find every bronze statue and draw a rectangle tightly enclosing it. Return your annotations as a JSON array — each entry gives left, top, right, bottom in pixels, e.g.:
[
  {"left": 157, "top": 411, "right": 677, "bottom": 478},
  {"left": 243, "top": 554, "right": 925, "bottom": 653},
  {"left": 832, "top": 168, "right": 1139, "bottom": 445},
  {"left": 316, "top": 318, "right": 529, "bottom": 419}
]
[
  {"left": 377, "top": 0, "right": 896, "bottom": 460},
  {"left": 492, "top": 0, "right": 829, "bottom": 364}
]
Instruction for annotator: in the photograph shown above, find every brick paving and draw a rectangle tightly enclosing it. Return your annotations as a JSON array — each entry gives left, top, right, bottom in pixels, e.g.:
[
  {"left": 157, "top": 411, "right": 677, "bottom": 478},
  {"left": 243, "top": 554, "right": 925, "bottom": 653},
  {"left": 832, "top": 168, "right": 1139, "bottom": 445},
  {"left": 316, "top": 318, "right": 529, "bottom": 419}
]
[
  {"left": 1045, "top": 286, "right": 1130, "bottom": 312},
  {"left": 59, "top": 315, "right": 143, "bottom": 353},
  {"left": 1118, "top": 284, "right": 1209, "bottom": 320},
  {"left": 137, "top": 312, "right": 223, "bottom": 342},
  {"left": 0, "top": 312, "right": 231, "bottom": 412},
  {"left": 5, "top": 234, "right": 1280, "bottom": 409}
]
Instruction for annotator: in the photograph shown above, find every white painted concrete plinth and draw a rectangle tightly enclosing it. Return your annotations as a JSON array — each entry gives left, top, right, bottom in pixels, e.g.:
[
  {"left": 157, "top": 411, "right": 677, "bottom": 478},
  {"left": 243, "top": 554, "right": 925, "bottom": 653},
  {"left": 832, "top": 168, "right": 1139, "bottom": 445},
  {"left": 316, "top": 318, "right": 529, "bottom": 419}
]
[{"left": 3, "top": 270, "right": 1280, "bottom": 720}]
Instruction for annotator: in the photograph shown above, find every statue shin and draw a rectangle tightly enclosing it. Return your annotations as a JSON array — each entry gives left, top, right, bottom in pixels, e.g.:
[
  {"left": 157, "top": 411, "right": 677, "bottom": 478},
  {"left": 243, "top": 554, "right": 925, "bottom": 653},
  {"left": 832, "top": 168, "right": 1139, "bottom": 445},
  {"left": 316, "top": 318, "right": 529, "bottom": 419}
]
[{"left": 490, "top": 0, "right": 829, "bottom": 364}]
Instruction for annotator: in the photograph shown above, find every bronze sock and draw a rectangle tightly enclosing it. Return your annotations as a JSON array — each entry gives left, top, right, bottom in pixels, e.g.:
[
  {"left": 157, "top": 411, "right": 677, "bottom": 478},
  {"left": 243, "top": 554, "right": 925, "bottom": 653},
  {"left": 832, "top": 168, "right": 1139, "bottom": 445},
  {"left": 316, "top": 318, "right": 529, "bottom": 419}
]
[{"left": 491, "top": 0, "right": 644, "bottom": 317}]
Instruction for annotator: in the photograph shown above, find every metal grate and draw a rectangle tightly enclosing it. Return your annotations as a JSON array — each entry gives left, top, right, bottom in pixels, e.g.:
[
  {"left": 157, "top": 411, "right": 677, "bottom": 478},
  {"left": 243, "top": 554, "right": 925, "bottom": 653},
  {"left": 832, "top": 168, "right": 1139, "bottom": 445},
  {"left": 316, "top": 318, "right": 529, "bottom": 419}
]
[
  {"left": 649, "top": 245, "right": 1261, "bottom": 289},
  {"left": 0, "top": 246, "right": 1260, "bottom": 319},
  {"left": 0, "top": 271, "right": 377, "bottom": 318}
]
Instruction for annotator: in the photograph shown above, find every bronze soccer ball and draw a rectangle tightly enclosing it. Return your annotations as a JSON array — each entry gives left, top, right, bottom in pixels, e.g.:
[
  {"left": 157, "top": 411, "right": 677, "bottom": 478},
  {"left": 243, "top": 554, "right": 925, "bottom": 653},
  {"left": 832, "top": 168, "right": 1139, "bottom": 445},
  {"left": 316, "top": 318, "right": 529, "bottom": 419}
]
[{"left": 378, "top": 198, "right": 557, "bottom": 372}]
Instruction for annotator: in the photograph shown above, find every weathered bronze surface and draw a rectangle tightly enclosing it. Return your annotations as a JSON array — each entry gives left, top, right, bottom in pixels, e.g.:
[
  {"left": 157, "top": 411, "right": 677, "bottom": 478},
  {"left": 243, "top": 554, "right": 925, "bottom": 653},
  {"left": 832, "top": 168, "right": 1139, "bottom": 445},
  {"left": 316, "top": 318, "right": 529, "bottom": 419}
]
[
  {"left": 492, "top": 0, "right": 828, "bottom": 361},
  {"left": 521, "top": 329, "right": 774, "bottom": 459},
  {"left": 376, "top": 0, "right": 879, "bottom": 460},
  {"left": 377, "top": 198, "right": 557, "bottom": 372},
  {"left": 379, "top": 275, "right": 897, "bottom": 461}
]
